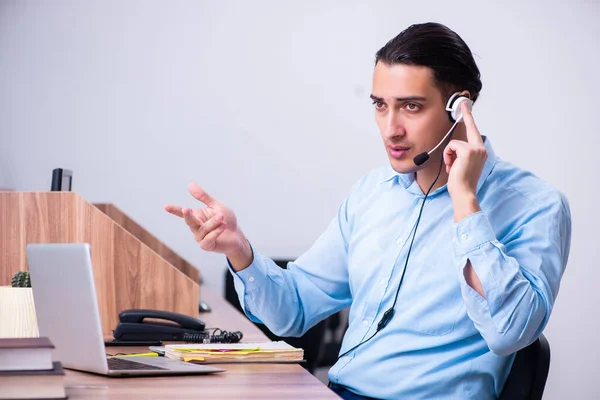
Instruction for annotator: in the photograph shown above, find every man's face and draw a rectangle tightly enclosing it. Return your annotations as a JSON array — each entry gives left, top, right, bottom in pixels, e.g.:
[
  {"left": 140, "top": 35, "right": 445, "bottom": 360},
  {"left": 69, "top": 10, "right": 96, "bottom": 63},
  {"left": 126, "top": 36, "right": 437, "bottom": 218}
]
[{"left": 371, "top": 62, "right": 452, "bottom": 174}]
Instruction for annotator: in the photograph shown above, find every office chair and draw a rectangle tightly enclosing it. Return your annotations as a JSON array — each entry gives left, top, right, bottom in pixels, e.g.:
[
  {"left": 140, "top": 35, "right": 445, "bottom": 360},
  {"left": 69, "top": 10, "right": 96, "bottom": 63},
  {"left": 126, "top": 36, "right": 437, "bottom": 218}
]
[
  {"left": 498, "top": 334, "right": 551, "bottom": 400},
  {"left": 224, "top": 259, "right": 343, "bottom": 373}
]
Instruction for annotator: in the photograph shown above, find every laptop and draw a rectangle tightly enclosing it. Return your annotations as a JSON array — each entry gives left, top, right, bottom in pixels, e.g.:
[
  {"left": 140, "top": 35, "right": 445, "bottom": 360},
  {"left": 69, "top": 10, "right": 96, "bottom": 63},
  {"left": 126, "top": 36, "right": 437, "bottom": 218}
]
[{"left": 26, "top": 243, "right": 224, "bottom": 377}]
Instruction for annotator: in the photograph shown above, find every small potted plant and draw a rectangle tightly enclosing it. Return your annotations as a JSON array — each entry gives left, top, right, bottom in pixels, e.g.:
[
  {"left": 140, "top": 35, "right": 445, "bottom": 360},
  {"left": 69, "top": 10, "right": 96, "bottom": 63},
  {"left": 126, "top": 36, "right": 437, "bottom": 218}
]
[{"left": 0, "top": 271, "right": 39, "bottom": 338}]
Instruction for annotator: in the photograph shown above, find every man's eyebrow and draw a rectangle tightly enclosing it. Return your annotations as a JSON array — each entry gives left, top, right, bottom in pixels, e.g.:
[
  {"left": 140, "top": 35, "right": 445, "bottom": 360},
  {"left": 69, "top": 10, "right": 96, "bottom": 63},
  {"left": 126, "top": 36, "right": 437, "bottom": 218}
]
[{"left": 369, "top": 94, "right": 428, "bottom": 102}]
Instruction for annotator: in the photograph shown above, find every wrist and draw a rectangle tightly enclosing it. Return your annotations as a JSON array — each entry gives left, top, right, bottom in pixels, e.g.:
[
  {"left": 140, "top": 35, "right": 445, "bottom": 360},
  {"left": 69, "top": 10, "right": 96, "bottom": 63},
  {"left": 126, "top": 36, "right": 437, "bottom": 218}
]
[
  {"left": 226, "top": 231, "right": 254, "bottom": 272},
  {"left": 452, "top": 192, "right": 480, "bottom": 223}
]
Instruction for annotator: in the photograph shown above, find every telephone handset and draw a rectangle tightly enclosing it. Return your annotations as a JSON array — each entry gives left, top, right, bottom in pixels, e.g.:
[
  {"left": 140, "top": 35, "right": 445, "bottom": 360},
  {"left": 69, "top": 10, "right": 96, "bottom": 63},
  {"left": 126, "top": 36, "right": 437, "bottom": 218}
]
[
  {"left": 119, "top": 309, "right": 205, "bottom": 330},
  {"left": 112, "top": 309, "right": 243, "bottom": 344},
  {"left": 113, "top": 309, "right": 206, "bottom": 342}
]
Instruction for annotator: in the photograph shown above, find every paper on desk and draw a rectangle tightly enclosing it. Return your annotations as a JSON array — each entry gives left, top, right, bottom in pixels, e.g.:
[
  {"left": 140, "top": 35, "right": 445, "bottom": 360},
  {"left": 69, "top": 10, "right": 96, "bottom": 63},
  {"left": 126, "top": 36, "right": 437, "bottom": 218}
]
[
  {"left": 166, "top": 342, "right": 293, "bottom": 351},
  {"left": 164, "top": 341, "right": 304, "bottom": 364},
  {"left": 174, "top": 346, "right": 260, "bottom": 354}
]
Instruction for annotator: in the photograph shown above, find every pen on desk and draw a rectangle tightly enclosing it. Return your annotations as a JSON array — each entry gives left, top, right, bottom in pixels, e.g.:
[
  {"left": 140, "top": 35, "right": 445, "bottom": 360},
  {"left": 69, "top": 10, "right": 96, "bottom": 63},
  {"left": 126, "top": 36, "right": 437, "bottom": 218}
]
[{"left": 114, "top": 352, "right": 160, "bottom": 357}]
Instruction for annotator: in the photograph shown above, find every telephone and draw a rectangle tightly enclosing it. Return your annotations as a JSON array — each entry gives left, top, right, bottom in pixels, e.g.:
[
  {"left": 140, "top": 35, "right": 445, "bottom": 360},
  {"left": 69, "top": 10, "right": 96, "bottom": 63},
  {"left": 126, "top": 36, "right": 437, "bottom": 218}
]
[
  {"left": 112, "top": 309, "right": 206, "bottom": 342},
  {"left": 112, "top": 309, "right": 243, "bottom": 344}
]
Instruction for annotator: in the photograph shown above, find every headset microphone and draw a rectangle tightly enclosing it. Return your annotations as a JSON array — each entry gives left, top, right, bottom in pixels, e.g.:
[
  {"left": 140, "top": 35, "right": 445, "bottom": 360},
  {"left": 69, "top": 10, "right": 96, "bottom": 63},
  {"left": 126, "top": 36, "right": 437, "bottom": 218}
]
[
  {"left": 413, "top": 93, "right": 473, "bottom": 166},
  {"left": 413, "top": 151, "right": 432, "bottom": 167}
]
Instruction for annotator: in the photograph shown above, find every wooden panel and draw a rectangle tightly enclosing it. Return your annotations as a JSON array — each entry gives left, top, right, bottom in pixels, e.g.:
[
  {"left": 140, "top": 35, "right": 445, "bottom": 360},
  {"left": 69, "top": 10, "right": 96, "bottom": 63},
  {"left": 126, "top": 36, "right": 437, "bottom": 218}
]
[
  {"left": 0, "top": 192, "right": 26, "bottom": 284},
  {"left": 80, "top": 199, "right": 117, "bottom": 334},
  {"left": 94, "top": 203, "right": 200, "bottom": 283},
  {"left": 0, "top": 192, "right": 199, "bottom": 336},
  {"left": 1, "top": 192, "right": 80, "bottom": 280}
]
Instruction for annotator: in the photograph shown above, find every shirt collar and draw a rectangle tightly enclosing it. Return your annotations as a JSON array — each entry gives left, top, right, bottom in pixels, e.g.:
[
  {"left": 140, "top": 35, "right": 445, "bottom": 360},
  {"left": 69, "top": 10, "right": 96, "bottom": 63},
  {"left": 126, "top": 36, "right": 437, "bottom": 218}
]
[
  {"left": 380, "top": 136, "right": 498, "bottom": 195},
  {"left": 380, "top": 165, "right": 414, "bottom": 188}
]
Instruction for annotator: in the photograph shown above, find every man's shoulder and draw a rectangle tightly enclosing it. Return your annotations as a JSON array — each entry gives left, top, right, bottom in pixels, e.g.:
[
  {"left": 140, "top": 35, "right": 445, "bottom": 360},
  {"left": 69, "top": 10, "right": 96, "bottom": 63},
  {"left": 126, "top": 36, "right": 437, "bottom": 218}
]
[
  {"left": 338, "top": 167, "right": 395, "bottom": 211},
  {"left": 487, "top": 158, "right": 569, "bottom": 213},
  {"left": 350, "top": 166, "right": 394, "bottom": 192}
]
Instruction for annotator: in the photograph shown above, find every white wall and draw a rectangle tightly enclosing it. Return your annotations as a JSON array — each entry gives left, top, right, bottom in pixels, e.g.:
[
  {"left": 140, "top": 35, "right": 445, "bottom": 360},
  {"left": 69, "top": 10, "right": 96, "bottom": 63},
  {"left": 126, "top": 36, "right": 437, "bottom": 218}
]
[{"left": 1, "top": 1, "right": 598, "bottom": 398}]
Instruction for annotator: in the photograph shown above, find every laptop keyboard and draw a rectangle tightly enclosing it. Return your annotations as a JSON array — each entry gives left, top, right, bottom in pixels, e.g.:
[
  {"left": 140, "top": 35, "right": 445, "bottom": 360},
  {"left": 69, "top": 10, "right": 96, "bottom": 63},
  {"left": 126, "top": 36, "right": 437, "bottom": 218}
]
[{"left": 108, "top": 357, "right": 167, "bottom": 371}]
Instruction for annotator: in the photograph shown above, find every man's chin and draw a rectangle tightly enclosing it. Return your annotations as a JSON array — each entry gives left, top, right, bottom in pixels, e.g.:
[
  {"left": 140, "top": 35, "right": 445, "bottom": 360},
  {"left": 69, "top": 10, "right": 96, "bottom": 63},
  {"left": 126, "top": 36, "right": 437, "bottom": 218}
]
[{"left": 389, "top": 159, "right": 419, "bottom": 175}]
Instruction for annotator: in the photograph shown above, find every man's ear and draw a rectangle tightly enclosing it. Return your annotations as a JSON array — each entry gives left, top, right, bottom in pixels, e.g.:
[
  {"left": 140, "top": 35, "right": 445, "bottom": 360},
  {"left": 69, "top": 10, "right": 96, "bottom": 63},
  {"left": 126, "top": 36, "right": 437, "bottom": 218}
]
[{"left": 460, "top": 90, "right": 471, "bottom": 100}]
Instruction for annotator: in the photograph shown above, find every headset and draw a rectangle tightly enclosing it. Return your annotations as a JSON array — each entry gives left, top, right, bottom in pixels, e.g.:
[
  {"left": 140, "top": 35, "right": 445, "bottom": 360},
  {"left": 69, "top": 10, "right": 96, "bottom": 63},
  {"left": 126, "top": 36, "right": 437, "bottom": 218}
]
[{"left": 336, "top": 92, "right": 473, "bottom": 360}]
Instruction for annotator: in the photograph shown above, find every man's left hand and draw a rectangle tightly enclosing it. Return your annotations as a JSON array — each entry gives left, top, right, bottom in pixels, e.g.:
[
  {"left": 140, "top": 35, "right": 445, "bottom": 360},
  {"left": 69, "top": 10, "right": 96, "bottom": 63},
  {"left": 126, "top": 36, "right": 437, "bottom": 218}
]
[{"left": 443, "top": 102, "right": 488, "bottom": 222}]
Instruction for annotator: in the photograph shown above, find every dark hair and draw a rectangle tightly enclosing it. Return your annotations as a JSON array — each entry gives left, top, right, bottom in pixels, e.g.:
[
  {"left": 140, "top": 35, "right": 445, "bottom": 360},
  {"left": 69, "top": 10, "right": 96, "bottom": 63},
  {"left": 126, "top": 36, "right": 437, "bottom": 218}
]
[{"left": 375, "top": 22, "right": 482, "bottom": 102}]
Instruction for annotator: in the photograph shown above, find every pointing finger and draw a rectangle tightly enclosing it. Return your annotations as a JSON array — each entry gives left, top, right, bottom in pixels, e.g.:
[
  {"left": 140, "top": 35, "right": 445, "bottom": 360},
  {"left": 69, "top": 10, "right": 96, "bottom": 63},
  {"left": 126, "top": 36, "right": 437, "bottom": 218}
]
[
  {"left": 461, "top": 102, "right": 484, "bottom": 145},
  {"left": 164, "top": 204, "right": 184, "bottom": 218}
]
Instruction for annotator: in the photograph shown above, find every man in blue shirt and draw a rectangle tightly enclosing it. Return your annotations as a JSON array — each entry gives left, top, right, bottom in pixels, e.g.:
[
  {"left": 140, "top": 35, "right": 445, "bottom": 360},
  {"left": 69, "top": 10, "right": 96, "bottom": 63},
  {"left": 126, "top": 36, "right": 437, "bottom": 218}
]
[{"left": 166, "top": 22, "right": 571, "bottom": 399}]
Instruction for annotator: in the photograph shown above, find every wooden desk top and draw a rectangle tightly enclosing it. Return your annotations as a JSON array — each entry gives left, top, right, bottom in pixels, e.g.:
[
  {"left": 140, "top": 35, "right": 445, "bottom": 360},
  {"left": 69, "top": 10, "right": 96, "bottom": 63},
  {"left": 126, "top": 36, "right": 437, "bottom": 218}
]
[{"left": 64, "top": 286, "right": 339, "bottom": 399}]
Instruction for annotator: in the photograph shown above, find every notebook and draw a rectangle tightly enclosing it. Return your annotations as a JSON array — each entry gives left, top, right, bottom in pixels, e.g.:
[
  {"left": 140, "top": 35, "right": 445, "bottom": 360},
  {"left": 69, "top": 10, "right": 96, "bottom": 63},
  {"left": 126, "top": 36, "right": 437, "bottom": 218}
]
[
  {"left": 164, "top": 341, "right": 304, "bottom": 363},
  {"left": 0, "top": 362, "right": 66, "bottom": 399},
  {"left": 0, "top": 337, "right": 54, "bottom": 371}
]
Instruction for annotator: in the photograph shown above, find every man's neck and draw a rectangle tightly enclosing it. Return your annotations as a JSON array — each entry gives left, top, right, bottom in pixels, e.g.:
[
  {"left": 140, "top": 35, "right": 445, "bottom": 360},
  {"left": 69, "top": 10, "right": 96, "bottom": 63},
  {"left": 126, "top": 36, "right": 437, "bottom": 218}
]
[{"left": 415, "top": 158, "right": 449, "bottom": 194}]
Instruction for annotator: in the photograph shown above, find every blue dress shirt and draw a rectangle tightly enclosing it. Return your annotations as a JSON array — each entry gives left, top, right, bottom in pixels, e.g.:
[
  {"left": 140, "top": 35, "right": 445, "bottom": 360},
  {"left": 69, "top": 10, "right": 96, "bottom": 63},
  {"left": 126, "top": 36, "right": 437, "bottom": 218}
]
[{"left": 230, "top": 138, "right": 571, "bottom": 399}]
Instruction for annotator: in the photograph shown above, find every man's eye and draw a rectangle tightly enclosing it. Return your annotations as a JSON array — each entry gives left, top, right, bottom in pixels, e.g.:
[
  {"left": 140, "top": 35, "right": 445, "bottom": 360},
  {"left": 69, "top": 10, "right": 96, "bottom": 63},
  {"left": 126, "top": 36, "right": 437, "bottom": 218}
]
[
  {"left": 405, "top": 103, "right": 421, "bottom": 111},
  {"left": 372, "top": 101, "right": 386, "bottom": 110}
]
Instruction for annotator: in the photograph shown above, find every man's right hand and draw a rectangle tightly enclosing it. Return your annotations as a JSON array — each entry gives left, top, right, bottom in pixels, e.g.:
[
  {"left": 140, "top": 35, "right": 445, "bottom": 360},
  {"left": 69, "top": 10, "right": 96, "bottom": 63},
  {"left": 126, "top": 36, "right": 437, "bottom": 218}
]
[{"left": 164, "top": 183, "right": 253, "bottom": 271}]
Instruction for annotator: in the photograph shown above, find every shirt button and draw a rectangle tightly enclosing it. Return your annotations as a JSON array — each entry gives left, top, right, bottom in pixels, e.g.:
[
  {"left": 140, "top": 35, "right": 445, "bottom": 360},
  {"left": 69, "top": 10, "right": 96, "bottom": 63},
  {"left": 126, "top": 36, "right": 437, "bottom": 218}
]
[
  {"left": 362, "top": 319, "right": 369, "bottom": 326},
  {"left": 380, "top": 279, "right": 386, "bottom": 287},
  {"left": 396, "top": 237, "right": 403, "bottom": 244},
  {"left": 461, "top": 234, "right": 469, "bottom": 241},
  {"left": 248, "top": 276, "right": 255, "bottom": 282}
]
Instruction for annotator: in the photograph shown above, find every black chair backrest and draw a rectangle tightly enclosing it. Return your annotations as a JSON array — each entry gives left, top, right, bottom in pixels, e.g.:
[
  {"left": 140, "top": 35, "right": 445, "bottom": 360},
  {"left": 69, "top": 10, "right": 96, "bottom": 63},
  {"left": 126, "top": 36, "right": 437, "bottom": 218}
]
[{"left": 498, "top": 334, "right": 550, "bottom": 400}]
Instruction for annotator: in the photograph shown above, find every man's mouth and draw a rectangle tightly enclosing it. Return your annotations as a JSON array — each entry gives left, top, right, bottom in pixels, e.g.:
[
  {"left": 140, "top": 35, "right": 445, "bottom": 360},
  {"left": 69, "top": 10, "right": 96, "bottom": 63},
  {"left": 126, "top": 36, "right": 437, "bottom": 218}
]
[{"left": 389, "top": 145, "right": 410, "bottom": 159}]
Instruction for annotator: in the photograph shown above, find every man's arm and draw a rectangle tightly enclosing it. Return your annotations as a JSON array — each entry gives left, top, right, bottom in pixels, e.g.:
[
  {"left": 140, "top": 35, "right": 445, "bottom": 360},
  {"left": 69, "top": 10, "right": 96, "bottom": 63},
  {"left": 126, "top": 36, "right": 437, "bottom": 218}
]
[
  {"left": 452, "top": 199, "right": 571, "bottom": 356},
  {"left": 452, "top": 193, "right": 485, "bottom": 297},
  {"left": 444, "top": 104, "right": 571, "bottom": 355},
  {"left": 165, "top": 181, "right": 355, "bottom": 338},
  {"left": 227, "top": 196, "right": 354, "bottom": 337}
]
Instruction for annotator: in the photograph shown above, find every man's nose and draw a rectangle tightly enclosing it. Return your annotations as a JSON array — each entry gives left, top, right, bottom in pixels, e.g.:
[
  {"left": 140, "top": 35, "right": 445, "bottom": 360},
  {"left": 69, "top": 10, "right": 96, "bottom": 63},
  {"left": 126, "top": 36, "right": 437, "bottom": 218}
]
[{"left": 384, "top": 110, "right": 406, "bottom": 139}]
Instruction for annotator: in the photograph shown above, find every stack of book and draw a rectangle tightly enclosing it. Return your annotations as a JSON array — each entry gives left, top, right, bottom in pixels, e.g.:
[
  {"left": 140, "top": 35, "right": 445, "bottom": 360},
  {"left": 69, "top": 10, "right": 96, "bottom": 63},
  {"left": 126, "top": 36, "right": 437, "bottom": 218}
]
[
  {"left": 165, "top": 341, "right": 304, "bottom": 364},
  {"left": 0, "top": 337, "right": 66, "bottom": 400}
]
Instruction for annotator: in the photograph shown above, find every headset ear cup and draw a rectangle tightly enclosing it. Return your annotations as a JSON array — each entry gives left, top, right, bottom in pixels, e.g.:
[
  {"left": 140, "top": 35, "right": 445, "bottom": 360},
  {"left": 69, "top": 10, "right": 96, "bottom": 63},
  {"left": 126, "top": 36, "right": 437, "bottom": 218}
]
[
  {"left": 446, "top": 93, "right": 461, "bottom": 122},
  {"left": 447, "top": 95, "right": 473, "bottom": 122},
  {"left": 446, "top": 108, "right": 456, "bottom": 122}
]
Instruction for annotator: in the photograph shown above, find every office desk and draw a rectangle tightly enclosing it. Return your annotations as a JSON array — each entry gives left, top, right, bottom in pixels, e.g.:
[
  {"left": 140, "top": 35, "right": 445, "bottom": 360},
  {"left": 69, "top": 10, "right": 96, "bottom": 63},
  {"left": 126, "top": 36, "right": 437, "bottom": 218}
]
[{"left": 64, "top": 287, "right": 339, "bottom": 399}]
